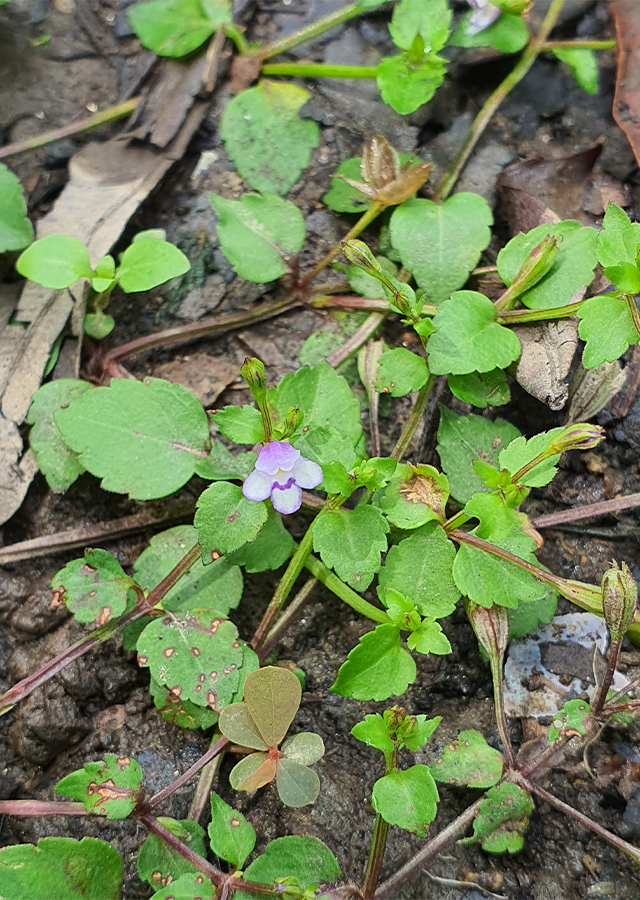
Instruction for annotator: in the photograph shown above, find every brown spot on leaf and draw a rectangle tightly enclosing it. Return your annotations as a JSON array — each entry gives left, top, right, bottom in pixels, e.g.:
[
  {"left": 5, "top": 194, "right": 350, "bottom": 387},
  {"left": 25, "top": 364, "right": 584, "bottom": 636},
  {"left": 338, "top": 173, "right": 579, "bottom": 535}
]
[
  {"left": 116, "top": 757, "right": 130, "bottom": 770},
  {"left": 227, "top": 511, "right": 239, "bottom": 523},
  {"left": 194, "top": 685, "right": 202, "bottom": 692},
  {"left": 97, "top": 607, "right": 112, "bottom": 627},
  {"left": 211, "top": 550, "right": 221, "bottom": 561},
  {"left": 168, "top": 685, "right": 182, "bottom": 698},
  {"left": 210, "top": 671, "right": 217, "bottom": 680},
  {"left": 399, "top": 471, "right": 445, "bottom": 517},
  {"left": 137, "top": 655, "right": 148, "bottom": 666},
  {"left": 51, "top": 587, "right": 66, "bottom": 608},
  {"left": 207, "top": 690, "right": 217, "bottom": 709},
  {"left": 163, "top": 647, "right": 176, "bottom": 657},
  {"left": 198, "top": 674, "right": 206, "bottom": 683},
  {"left": 230, "top": 817, "right": 240, "bottom": 828},
  {"left": 210, "top": 619, "right": 220, "bottom": 633},
  {"left": 190, "top": 647, "right": 200, "bottom": 657}
]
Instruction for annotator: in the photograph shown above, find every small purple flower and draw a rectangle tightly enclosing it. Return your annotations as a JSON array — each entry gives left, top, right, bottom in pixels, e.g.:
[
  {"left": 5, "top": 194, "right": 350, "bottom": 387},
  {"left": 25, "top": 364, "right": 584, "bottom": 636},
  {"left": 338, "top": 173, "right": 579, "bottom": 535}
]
[
  {"left": 243, "top": 440, "right": 323, "bottom": 515},
  {"left": 467, "top": 0, "right": 501, "bottom": 34}
]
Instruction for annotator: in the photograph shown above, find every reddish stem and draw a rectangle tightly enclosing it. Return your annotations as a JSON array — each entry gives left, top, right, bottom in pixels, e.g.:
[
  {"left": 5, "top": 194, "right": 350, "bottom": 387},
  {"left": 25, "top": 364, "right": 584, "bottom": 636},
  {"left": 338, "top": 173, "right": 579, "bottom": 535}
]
[
  {"left": 0, "top": 801, "right": 89, "bottom": 816},
  {"left": 530, "top": 492, "right": 640, "bottom": 529}
]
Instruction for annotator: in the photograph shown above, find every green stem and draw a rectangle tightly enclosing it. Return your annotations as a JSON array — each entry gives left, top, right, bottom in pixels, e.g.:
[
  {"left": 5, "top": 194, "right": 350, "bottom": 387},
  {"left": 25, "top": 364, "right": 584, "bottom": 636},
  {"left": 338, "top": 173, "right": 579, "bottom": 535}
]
[
  {"left": 262, "top": 62, "right": 378, "bottom": 78},
  {"left": 434, "top": 0, "right": 566, "bottom": 201},
  {"left": 449, "top": 529, "right": 603, "bottom": 613},
  {"left": 0, "top": 97, "right": 140, "bottom": 161},
  {"left": 304, "top": 553, "right": 391, "bottom": 624},
  {"left": 261, "top": 2, "right": 368, "bottom": 60},
  {"left": 326, "top": 312, "right": 387, "bottom": 368},
  {"left": 542, "top": 39, "right": 616, "bottom": 50},
  {"left": 497, "top": 299, "right": 584, "bottom": 324},
  {"left": 362, "top": 747, "right": 397, "bottom": 898},
  {"left": 624, "top": 293, "right": 640, "bottom": 341},
  {"left": 444, "top": 510, "right": 470, "bottom": 533},
  {"left": 490, "top": 652, "right": 516, "bottom": 769},
  {"left": 391, "top": 374, "right": 436, "bottom": 461},
  {"left": 226, "top": 24, "right": 249, "bottom": 54},
  {"left": 301, "top": 200, "right": 385, "bottom": 288}
]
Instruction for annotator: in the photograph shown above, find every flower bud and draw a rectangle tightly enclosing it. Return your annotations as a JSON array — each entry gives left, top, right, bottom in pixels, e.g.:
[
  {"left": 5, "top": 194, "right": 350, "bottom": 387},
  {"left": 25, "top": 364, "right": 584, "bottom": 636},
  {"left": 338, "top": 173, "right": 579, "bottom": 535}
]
[
  {"left": 275, "top": 406, "right": 304, "bottom": 440},
  {"left": 497, "top": 234, "right": 561, "bottom": 310},
  {"left": 464, "top": 599, "right": 509, "bottom": 662},
  {"left": 240, "top": 357, "right": 267, "bottom": 404},
  {"left": 547, "top": 423, "right": 605, "bottom": 455},
  {"left": 342, "top": 239, "right": 381, "bottom": 275},
  {"left": 602, "top": 561, "right": 637, "bottom": 641}
]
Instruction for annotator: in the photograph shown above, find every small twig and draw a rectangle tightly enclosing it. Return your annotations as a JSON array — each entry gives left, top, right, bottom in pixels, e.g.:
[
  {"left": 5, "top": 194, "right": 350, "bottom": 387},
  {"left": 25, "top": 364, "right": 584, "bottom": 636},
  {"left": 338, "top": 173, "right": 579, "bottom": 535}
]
[
  {"left": 300, "top": 201, "right": 385, "bottom": 288},
  {"left": 424, "top": 869, "right": 507, "bottom": 900},
  {"left": 187, "top": 733, "right": 224, "bottom": 823},
  {"left": 0, "top": 502, "right": 196, "bottom": 565},
  {"left": 530, "top": 492, "right": 640, "bottom": 529},
  {"left": 326, "top": 312, "right": 387, "bottom": 369},
  {"left": 514, "top": 774, "right": 640, "bottom": 864},
  {"left": 101, "top": 296, "right": 298, "bottom": 368},
  {"left": 434, "top": 0, "right": 565, "bottom": 201},
  {"left": 373, "top": 799, "right": 484, "bottom": 898},
  {"left": 144, "top": 735, "right": 228, "bottom": 812},
  {"left": 0, "top": 800, "right": 89, "bottom": 816},
  {"left": 0, "top": 98, "right": 140, "bottom": 160},
  {"left": 259, "top": 577, "right": 319, "bottom": 660}
]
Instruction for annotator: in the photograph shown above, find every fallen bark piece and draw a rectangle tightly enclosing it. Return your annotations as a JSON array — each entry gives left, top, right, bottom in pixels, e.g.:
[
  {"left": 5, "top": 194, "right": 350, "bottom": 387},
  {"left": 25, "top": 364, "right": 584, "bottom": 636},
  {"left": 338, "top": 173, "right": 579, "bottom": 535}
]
[{"left": 610, "top": 0, "right": 640, "bottom": 167}]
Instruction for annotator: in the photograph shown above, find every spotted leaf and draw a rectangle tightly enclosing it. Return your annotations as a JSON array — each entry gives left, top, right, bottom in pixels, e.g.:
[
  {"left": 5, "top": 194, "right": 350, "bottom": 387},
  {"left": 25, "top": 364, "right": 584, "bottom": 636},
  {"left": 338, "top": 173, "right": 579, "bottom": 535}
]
[
  {"left": 136, "top": 613, "right": 243, "bottom": 710},
  {"left": 55, "top": 755, "right": 143, "bottom": 820},
  {"left": 51, "top": 549, "right": 135, "bottom": 627}
]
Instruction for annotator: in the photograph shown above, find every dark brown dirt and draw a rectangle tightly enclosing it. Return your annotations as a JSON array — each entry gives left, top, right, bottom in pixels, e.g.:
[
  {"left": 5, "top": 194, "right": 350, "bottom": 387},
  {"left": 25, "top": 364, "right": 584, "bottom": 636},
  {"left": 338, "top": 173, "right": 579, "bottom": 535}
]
[{"left": 2, "top": 1, "right": 640, "bottom": 899}]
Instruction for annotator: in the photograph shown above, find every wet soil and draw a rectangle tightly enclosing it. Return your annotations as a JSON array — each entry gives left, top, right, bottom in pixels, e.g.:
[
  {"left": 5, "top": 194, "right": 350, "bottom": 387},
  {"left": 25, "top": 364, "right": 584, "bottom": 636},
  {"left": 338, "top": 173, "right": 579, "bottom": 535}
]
[{"left": 2, "top": 1, "right": 640, "bottom": 898}]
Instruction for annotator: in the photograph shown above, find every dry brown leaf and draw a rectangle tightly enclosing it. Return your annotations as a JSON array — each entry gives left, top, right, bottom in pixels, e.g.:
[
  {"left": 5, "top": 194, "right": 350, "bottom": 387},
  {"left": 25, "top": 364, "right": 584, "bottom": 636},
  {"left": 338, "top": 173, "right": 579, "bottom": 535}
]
[
  {"left": 512, "top": 319, "right": 578, "bottom": 411},
  {"left": 610, "top": 0, "right": 640, "bottom": 168},
  {"left": 154, "top": 354, "right": 238, "bottom": 407}
]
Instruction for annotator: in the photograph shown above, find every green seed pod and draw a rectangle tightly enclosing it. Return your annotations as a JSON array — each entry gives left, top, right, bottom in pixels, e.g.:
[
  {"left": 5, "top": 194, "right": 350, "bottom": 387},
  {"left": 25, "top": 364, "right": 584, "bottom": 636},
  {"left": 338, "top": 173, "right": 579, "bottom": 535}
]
[{"left": 602, "top": 561, "right": 637, "bottom": 642}]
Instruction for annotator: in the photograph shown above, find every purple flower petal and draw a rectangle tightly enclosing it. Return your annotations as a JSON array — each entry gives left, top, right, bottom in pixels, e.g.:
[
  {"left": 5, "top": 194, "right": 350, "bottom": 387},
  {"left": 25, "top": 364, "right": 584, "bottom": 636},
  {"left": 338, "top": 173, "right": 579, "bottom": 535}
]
[
  {"left": 271, "top": 482, "right": 302, "bottom": 515},
  {"left": 243, "top": 469, "right": 274, "bottom": 502},
  {"left": 291, "top": 456, "right": 323, "bottom": 489},
  {"left": 255, "top": 440, "right": 300, "bottom": 475},
  {"left": 466, "top": 0, "right": 501, "bottom": 34}
]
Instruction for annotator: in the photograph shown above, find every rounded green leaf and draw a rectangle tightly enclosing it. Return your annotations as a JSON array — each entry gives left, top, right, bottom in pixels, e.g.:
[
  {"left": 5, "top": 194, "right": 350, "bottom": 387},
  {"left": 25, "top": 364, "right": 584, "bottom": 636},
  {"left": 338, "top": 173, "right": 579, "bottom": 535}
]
[
  {"left": 0, "top": 162, "right": 33, "bottom": 252},
  {"left": 553, "top": 47, "right": 598, "bottom": 95},
  {"left": 116, "top": 239, "right": 190, "bottom": 292},
  {"left": 376, "top": 53, "right": 448, "bottom": 116},
  {"left": 55, "top": 378, "right": 210, "bottom": 500},
  {"left": 211, "top": 405, "right": 265, "bottom": 444},
  {"left": 313, "top": 506, "right": 389, "bottom": 592},
  {"left": 428, "top": 291, "right": 521, "bottom": 375},
  {"left": 437, "top": 407, "right": 521, "bottom": 504},
  {"left": 377, "top": 522, "right": 460, "bottom": 619},
  {"left": 268, "top": 362, "right": 362, "bottom": 446},
  {"left": 448, "top": 370, "right": 510, "bottom": 408},
  {"left": 431, "top": 729, "right": 504, "bottom": 788},
  {"left": 372, "top": 766, "right": 439, "bottom": 837},
  {"left": 390, "top": 194, "right": 492, "bottom": 304},
  {"left": 243, "top": 666, "right": 302, "bottom": 747},
  {"left": 137, "top": 613, "right": 244, "bottom": 710},
  {"left": 452, "top": 529, "right": 549, "bottom": 609},
  {"left": 276, "top": 758, "right": 320, "bottom": 808},
  {"left": 463, "top": 783, "right": 534, "bottom": 854},
  {"left": 331, "top": 623, "right": 416, "bottom": 701},
  {"left": 229, "top": 752, "right": 274, "bottom": 791},
  {"left": 148, "top": 874, "right": 215, "bottom": 900},
  {"left": 220, "top": 81, "right": 320, "bottom": 195},
  {"left": 578, "top": 293, "right": 639, "bottom": 368},
  {"left": 234, "top": 836, "right": 341, "bottom": 900},
  {"left": 0, "top": 837, "right": 123, "bottom": 900},
  {"left": 134, "top": 525, "right": 243, "bottom": 615},
  {"left": 450, "top": 11, "right": 529, "bottom": 52},
  {"left": 351, "top": 714, "right": 395, "bottom": 756},
  {"left": 17, "top": 234, "right": 94, "bottom": 289},
  {"left": 149, "top": 678, "right": 219, "bottom": 730},
  {"left": 55, "top": 755, "right": 143, "bottom": 819},
  {"left": 388, "top": 0, "right": 451, "bottom": 52},
  {"left": 137, "top": 818, "right": 206, "bottom": 888},
  {"left": 281, "top": 732, "right": 324, "bottom": 765},
  {"left": 128, "top": 0, "right": 230, "bottom": 57},
  {"left": 376, "top": 348, "right": 429, "bottom": 397},
  {"left": 210, "top": 192, "right": 305, "bottom": 283},
  {"left": 323, "top": 157, "right": 370, "bottom": 213},
  {"left": 195, "top": 481, "right": 269, "bottom": 558},
  {"left": 27, "top": 378, "right": 93, "bottom": 491},
  {"left": 228, "top": 506, "right": 295, "bottom": 573},
  {"left": 219, "top": 702, "right": 268, "bottom": 751},
  {"left": 208, "top": 793, "right": 256, "bottom": 868},
  {"left": 51, "top": 548, "right": 134, "bottom": 626}
]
